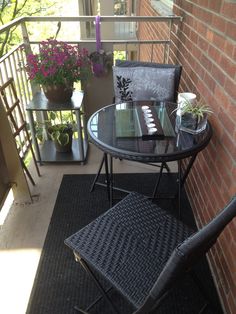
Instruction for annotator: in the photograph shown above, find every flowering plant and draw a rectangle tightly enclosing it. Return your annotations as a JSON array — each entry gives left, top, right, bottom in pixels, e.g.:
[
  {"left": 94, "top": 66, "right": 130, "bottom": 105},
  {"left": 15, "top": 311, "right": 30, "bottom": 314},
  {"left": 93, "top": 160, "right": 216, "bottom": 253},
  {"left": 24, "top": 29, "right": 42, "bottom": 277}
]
[
  {"left": 89, "top": 49, "right": 113, "bottom": 77},
  {"left": 26, "top": 40, "right": 92, "bottom": 86}
]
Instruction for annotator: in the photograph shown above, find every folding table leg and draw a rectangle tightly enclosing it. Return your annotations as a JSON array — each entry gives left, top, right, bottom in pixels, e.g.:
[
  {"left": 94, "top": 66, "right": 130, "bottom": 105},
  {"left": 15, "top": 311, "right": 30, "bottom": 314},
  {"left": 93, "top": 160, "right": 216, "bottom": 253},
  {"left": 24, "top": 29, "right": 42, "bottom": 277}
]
[
  {"left": 90, "top": 154, "right": 105, "bottom": 192},
  {"left": 109, "top": 155, "right": 114, "bottom": 207},
  {"left": 152, "top": 162, "right": 165, "bottom": 199}
]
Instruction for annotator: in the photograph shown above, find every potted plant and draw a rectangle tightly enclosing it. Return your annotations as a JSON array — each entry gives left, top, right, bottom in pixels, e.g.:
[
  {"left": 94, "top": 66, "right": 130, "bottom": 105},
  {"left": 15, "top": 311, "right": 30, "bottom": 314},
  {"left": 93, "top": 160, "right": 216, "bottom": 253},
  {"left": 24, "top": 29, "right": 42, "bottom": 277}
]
[
  {"left": 178, "top": 99, "right": 213, "bottom": 134},
  {"left": 173, "top": 98, "right": 212, "bottom": 134},
  {"left": 36, "top": 111, "right": 76, "bottom": 153},
  {"left": 89, "top": 49, "right": 113, "bottom": 77},
  {"left": 25, "top": 39, "right": 92, "bottom": 103}
]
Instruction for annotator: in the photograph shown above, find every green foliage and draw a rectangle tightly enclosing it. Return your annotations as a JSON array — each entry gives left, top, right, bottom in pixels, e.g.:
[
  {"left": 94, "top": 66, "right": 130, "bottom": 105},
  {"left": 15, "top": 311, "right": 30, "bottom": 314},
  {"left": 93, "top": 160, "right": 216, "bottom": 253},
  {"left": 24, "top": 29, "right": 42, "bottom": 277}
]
[
  {"left": 35, "top": 111, "right": 76, "bottom": 146},
  {"left": 0, "top": 0, "right": 60, "bottom": 57},
  {"left": 181, "top": 99, "right": 213, "bottom": 119},
  {"left": 48, "top": 123, "right": 73, "bottom": 146},
  {"left": 114, "top": 51, "right": 126, "bottom": 62}
]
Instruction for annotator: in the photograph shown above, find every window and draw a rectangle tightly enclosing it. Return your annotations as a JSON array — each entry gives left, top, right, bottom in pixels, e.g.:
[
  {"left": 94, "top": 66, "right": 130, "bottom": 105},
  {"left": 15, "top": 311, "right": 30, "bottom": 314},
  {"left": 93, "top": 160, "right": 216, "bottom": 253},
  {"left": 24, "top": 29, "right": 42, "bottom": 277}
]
[{"left": 150, "top": 0, "right": 174, "bottom": 15}]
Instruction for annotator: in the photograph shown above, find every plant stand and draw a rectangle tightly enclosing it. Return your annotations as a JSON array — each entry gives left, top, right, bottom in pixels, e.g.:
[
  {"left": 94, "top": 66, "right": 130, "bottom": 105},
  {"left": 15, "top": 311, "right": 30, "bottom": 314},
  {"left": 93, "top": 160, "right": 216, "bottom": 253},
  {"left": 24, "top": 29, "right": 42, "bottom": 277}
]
[{"left": 26, "top": 90, "right": 88, "bottom": 164}]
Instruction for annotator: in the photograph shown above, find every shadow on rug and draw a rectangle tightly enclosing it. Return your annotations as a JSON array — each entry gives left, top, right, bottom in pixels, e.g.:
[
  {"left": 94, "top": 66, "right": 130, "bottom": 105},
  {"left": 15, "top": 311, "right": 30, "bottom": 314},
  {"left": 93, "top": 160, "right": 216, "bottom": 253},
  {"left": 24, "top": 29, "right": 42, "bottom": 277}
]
[{"left": 26, "top": 173, "right": 223, "bottom": 314}]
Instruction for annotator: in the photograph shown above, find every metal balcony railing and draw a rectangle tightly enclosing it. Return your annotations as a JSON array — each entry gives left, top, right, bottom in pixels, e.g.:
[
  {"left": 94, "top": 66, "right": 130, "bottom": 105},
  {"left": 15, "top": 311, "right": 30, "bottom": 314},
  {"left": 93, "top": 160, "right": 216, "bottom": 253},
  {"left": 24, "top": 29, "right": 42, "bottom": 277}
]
[{"left": 0, "top": 15, "right": 182, "bottom": 161}]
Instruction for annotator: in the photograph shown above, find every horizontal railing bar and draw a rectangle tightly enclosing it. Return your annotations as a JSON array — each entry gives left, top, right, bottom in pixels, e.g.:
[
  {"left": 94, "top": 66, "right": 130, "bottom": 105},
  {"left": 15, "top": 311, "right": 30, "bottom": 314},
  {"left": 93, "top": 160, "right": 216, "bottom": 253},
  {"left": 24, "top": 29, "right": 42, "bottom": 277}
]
[
  {"left": 0, "top": 15, "right": 182, "bottom": 34},
  {"left": 29, "top": 40, "right": 171, "bottom": 45},
  {"left": 24, "top": 15, "right": 182, "bottom": 22},
  {"left": 0, "top": 17, "right": 24, "bottom": 33},
  {"left": 0, "top": 44, "right": 23, "bottom": 62}
]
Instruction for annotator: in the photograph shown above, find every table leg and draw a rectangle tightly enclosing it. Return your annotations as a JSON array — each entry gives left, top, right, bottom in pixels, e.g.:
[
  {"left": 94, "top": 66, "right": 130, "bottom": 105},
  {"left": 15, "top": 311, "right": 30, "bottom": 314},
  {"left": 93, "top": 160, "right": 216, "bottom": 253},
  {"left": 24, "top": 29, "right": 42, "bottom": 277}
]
[
  {"left": 177, "top": 159, "right": 182, "bottom": 219},
  {"left": 27, "top": 110, "right": 41, "bottom": 164},
  {"left": 109, "top": 155, "right": 113, "bottom": 207},
  {"left": 104, "top": 153, "right": 110, "bottom": 202},
  {"left": 180, "top": 154, "right": 197, "bottom": 188},
  {"left": 176, "top": 153, "right": 197, "bottom": 219},
  {"left": 90, "top": 154, "right": 105, "bottom": 192},
  {"left": 75, "top": 109, "right": 84, "bottom": 161},
  {"left": 152, "top": 162, "right": 165, "bottom": 199}
]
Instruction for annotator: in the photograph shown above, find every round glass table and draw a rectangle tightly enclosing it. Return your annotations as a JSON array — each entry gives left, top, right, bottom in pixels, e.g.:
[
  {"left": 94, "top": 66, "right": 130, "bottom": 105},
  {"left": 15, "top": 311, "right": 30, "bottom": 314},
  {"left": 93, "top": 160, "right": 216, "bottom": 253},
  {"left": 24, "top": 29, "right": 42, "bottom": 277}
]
[{"left": 88, "top": 100, "right": 212, "bottom": 213}]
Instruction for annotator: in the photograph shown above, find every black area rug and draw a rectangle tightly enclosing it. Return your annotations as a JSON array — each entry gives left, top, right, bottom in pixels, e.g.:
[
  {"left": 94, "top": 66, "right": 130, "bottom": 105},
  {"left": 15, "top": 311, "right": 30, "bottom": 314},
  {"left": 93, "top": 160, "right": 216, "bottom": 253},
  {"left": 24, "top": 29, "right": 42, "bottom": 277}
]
[{"left": 26, "top": 174, "right": 223, "bottom": 314}]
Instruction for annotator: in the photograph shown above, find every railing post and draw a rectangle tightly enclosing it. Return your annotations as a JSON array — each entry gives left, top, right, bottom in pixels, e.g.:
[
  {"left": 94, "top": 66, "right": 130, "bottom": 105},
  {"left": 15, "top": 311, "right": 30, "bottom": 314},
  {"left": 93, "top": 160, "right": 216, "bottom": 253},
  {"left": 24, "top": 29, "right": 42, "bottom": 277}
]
[
  {"left": 163, "top": 19, "right": 173, "bottom": 63},
  {"left": 20, "top": 21, "right": 40, "bottom": 95}
]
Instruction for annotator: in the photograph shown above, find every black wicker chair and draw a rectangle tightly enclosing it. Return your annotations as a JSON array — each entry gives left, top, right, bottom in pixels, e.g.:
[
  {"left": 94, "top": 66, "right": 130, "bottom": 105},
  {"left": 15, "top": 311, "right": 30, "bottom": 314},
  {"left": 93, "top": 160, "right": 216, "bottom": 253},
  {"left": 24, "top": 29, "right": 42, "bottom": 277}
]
[
  {"left": 65, "top": 192, "right": 236, "bottom": 314},
  {"left": 90, "top": 61, "right": 182, "bottom": 198}
]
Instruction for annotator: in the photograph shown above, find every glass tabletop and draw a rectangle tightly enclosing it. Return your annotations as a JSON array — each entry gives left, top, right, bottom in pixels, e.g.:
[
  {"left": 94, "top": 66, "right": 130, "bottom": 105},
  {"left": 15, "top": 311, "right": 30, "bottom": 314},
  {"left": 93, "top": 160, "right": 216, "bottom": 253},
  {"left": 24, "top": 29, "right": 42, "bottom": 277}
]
[{"left": 88, "top": 101, "right": 212, "bottom": 162}]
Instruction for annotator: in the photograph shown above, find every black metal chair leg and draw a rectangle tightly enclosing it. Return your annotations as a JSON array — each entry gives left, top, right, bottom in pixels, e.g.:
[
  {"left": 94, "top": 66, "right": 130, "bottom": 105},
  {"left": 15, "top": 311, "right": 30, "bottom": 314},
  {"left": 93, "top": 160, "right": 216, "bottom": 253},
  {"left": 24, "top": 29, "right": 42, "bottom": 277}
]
[
  {"left": 74, "top": 308, "right": 90, "bottom": 314},
  {"left": 74, "top": 253, "right": 120, "bottom": 314}
]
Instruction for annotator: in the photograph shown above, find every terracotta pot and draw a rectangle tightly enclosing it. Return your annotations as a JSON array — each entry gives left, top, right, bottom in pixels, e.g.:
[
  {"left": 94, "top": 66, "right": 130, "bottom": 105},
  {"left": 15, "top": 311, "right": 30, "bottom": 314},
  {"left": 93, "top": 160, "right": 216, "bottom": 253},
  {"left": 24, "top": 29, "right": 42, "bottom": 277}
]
[{"left": 42, "top": 83, "right": 73, "bottom": 103}]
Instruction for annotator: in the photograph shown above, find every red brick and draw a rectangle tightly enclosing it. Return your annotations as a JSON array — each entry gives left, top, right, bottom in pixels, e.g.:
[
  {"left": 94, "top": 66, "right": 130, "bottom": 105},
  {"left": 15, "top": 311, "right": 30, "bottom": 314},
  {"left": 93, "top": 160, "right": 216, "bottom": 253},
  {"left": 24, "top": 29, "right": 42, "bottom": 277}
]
[
  {"left": 212, "top": 32, "right": 226, "bottom": 50},
  {"left": 214, "top": 85, "right": 230, "bottom": 110},
  {"left": 225, "top": 21, "right": 236, "bottom": 41},
  {"left": 210, "top": 44, "right": 221, "bottom": 62},
  {"left": 211, "top": 14, "right": 226, "bottom": 33},
  {"left": 220, "top": 54, "right": 236, "bottom": 79},
  {"left": 203, "top": 71, "right": 216, "bottom": 91},
  {"left": 211, "top": 64, "right": 226, "bottom": 86},
  {"left": 224, "top": 77, "right": 236, "bottom": 100},
  {"left": 196, "top": 0, "right": 209, "bottom": 7},
  {"left": 227, "top": 293, "right": 236, "bottom": 314},
  {"left": 198, "top": 36, "right": 209, "bottom": 53},
  {"left": 221, "top": 130, "right": 236, "bottom": 158},
  {"left": 207, "top": 1, "right": 222, "bottom": 13},
  {"left": 221, "top": 2, "right": 236, "bottom": 20},
  {"left": 224, "top": 40, "right": 235, "bottom": 59}
]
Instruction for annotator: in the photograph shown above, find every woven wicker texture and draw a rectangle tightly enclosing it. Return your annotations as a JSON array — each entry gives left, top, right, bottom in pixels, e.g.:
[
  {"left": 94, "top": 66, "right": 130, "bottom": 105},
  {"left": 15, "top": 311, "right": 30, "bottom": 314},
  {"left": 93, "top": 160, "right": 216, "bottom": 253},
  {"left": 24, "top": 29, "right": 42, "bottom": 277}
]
[{"left": 65, "top": 192, "right": 193, "bottom": 308}]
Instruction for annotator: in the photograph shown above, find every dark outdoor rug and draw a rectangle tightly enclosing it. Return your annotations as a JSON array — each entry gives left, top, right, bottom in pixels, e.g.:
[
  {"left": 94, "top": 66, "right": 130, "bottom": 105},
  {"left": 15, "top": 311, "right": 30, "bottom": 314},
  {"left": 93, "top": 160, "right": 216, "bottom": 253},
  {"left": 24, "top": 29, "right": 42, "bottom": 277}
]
[{"left": 26, "top": 173, "right": 223, "bottom": 314}]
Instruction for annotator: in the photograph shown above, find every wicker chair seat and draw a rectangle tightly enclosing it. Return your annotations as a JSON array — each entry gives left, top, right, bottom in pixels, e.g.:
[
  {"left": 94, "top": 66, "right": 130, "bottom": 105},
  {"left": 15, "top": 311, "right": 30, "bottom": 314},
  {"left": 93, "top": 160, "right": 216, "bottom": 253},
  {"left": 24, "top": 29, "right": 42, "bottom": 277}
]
[{"left": 65, "top": 192, "right": 193, "bottom": 308}]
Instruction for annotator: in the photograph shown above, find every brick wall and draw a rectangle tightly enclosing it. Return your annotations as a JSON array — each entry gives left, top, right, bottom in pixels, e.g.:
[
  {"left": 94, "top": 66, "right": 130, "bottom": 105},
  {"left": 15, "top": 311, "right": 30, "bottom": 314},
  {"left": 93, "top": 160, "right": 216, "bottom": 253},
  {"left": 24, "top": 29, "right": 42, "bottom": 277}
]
[{"left": 138, "top": 1, "right": 236, "bottom": 313}]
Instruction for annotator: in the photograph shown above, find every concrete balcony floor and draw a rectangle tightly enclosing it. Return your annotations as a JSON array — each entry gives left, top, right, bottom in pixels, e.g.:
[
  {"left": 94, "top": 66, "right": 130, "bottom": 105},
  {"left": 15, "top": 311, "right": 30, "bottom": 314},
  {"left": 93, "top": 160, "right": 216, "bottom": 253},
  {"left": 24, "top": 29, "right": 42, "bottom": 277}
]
[{"left": 0, "top": 144, "right": 177, "bottom": 314}]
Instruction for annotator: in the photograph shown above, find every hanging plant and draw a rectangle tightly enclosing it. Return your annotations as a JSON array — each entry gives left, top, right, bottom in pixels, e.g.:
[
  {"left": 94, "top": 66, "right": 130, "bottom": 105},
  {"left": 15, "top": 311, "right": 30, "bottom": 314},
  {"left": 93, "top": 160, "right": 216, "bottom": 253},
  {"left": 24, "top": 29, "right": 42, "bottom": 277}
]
[
  {"left": 89, "top": 15, "right": 113, "bottom": 77},
  {"left": 90, "top": 50, "right": 113, "bottom": 77}
]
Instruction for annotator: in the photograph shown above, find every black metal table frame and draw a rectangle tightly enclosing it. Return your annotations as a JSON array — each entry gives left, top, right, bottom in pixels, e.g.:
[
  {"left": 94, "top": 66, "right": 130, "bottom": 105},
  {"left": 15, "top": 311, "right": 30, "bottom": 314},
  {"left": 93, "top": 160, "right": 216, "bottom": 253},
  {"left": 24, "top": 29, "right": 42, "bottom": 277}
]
[
  {"left": 90, "top": 150, "right": 198, "bottom": 219},
  {"left": 88, "top": 103, "right": 212, "bottom": 217}
]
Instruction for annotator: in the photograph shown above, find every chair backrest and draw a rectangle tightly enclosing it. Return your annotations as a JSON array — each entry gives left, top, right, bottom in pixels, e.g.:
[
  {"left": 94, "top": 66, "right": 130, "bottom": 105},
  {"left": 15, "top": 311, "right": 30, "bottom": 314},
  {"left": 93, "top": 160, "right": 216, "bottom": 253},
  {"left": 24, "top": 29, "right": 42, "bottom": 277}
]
[
  {"left": 113, "top": 60, "right": 182, "bottom": 103},
  {"left": 136, "top": 195, "right": 236, "bottom": 313}
]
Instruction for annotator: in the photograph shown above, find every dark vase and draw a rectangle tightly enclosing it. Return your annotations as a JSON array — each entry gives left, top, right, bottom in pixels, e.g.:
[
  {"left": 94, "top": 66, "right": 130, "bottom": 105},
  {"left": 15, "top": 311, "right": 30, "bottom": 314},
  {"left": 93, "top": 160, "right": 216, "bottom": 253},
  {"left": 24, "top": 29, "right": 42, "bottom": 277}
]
[{"left": 42, "top": 83, "right": 73, "bottom": 103}]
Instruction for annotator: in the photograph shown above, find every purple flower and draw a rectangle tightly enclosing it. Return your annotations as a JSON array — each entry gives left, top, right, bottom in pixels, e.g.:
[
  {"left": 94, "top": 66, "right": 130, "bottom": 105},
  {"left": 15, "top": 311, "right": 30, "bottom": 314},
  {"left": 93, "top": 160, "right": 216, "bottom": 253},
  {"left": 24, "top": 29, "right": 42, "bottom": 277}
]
[{"left": 25, "top": 39, "right": 92, "bottom": 85}]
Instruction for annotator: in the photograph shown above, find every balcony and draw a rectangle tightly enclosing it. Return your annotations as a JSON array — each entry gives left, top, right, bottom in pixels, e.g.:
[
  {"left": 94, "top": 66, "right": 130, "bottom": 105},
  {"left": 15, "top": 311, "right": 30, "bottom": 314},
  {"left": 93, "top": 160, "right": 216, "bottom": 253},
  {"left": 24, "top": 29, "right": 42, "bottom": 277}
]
[{"left": 0, "top": 8, "right": 235, "bottom": 314}]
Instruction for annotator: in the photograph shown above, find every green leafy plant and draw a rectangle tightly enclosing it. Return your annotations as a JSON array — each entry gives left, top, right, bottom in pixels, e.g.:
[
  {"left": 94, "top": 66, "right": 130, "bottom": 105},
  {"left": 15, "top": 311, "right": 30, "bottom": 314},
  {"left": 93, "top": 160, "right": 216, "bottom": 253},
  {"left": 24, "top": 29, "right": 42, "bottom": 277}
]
[
  {"left": 173, "top": 98, "right": 212, "bottom": 121},
  {"left": 47, "top": 123, "right": 73, "bottom": 146},
  {"left": 181, "top": 99, "right": 213, "bottom": 121},
  {"left": 35, "top": 111, "right": 76, "bottom": 147}
]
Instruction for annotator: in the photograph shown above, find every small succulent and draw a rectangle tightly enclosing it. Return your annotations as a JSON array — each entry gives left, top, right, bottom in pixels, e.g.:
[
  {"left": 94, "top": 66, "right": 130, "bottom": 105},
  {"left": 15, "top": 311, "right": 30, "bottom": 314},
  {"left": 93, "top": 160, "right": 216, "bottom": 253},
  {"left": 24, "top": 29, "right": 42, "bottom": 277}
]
[
  {"left": 172, "top": 98, "right": 212, "bottom": 122},
  {"left": 181, "top": 99, "right": 213, "bottom": 120}
]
